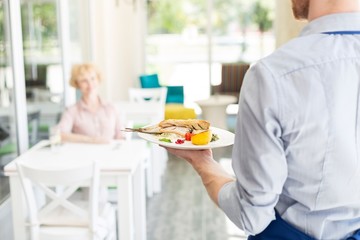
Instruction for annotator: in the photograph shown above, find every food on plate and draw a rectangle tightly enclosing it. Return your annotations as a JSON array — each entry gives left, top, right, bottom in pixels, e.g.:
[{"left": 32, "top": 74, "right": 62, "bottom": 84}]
[
  {"left": 158, "top": 119, "right": 210, "bottom": 130},
  {"left": 125, "top": 119, "right": 220, "bottom": 146},
  {"left": 191, "top": 130, "right": 212, "bottom": 145},
  {"left": 211, "top": 133, "right": 219, "bottom": 142},
  {"left": 185, "top": 132, "right": 194, "bottom": 141},
  {"left": 175, "top": 139, "right": 185, "bottom": 144},
  {"left": 159, "top": 138, "right": 172, "bottom": 143},
  {"left": 125, "top": 119, "right": 210, "bottom": 137}
]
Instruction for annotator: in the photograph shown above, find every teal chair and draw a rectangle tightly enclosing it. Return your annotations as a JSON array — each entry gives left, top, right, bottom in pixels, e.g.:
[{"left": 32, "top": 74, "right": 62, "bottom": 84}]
[
  {"left": 139, "top": 74, "right": 184, "bottom": 104},
  {"left": 165, "top": 86, "right": 184, "bottom": 104},
  {"left": 139, "top": 74, "right": 161, "bottom": 88}
]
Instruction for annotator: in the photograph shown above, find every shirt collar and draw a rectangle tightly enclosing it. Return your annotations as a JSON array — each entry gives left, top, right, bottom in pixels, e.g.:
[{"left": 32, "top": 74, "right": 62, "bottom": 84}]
[
  {"left": 300, "top": 12, "right": 360, "bottom": 37},
  {"left": 78, "top": 96, "right": 105, "bottom": 111}
]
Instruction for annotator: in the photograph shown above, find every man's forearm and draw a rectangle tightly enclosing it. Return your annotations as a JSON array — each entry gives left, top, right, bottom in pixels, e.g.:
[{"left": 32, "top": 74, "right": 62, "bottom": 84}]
[
  {"left": 195, "top": 159, "right": 235, "bottom": 206},
  {"left": 163, "top": 147, "right": 235, "bottom": 205}
]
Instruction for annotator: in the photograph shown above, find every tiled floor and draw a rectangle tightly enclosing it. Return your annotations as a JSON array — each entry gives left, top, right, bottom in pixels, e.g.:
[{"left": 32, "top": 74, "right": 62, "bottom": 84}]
[{"left": 146, "top": 145, "right": 248, "bottom": 240}]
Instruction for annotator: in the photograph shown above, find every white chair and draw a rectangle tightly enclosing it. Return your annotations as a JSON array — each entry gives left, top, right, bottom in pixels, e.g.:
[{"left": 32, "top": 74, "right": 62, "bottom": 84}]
[
  {"left": 46, "top": 64, "right": 63, "bottom": 102},
  {"left": 125, "top": 87, "right": 167, "bottom": 135},
  {"left": 128, "top": 87, "right": 167, "bottom": 106},
  {"left": 16, "top": 161, "right": 116, "bottom": 240},
  {"left": 126, "top": 87, "right": 168, "bottom": 196}
]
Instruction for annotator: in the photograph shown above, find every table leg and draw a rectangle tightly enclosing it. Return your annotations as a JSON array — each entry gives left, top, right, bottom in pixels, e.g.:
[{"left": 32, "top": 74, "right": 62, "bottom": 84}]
[
  {"left": 117, "top": 174, "right": 134, "bottom": 240},
  {"left": 145, "top": 154, "right": 153, "bottom": 198},
  {"left": 151, "top": 145, "right": 162, "bottom": 193},
  {"left": 9, "top": 176, "right": 27, "bottom": 240},
  {"left": 133, "top": 162, "right": 147, "bottom": 240}
]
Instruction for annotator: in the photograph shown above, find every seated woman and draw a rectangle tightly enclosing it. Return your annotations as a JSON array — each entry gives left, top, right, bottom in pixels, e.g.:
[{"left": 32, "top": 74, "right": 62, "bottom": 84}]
[
  {"left": 58, "top": 63, "right": 124, "bottom": 143},
  {"left": 57, "top": 63, "right": 124, "bottom": 202}
]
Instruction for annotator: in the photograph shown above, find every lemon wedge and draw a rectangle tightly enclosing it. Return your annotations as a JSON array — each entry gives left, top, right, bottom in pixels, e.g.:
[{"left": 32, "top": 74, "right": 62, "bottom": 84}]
[{"left": 191, "top": 130, "right": 212, "bottom": 145}]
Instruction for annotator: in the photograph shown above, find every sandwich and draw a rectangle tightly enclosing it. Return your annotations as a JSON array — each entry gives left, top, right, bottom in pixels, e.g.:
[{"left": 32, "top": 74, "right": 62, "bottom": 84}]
[{"left": 125, "top": 119, "right": 210, "bottom": 137}]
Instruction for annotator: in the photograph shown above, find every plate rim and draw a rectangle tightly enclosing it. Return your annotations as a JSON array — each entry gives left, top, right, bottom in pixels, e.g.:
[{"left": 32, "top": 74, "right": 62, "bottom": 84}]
[{"left": 137, "top": 126, "right": 234, "bottom": 150}]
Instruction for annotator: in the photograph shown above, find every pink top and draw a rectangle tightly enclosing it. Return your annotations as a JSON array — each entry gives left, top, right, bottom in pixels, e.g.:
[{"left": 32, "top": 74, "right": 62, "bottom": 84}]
[{"left": 57, "top": 98, "right": 124, "bottom": 140}]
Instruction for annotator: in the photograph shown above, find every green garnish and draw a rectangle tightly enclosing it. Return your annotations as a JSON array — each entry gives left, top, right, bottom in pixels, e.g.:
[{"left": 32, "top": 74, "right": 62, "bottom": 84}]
[
  {"left": 210, "top": 134, "right": 219, "bottom": 142},
  {"left": 159, "top": 138, "right": 172, "bottom": 143}
]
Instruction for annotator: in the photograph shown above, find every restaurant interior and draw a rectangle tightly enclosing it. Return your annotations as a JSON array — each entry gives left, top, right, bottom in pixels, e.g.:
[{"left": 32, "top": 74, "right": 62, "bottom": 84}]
[{"left": 0, "top": 0, "right": 306, "bottom": 239}]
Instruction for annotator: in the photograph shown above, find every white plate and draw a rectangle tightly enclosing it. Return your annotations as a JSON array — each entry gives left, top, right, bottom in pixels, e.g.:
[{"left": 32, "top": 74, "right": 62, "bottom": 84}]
[{"left": 137, "top": 127, "right": 235, "bottom": 150}]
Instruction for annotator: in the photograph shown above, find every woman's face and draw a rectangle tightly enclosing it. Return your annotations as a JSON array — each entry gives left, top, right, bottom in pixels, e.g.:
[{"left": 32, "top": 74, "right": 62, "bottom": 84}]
[{"left": 76, "top": 70, "right": 99, "bottom": 96}]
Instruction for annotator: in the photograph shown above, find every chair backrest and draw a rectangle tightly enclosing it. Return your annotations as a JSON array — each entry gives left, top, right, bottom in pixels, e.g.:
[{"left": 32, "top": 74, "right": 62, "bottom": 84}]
[
  {"left": 165, "top": 86, "right": 184, "bottom": 104},
  {"left": 213, "top": 63, "right": 250, "bottom": 99},
  {"left": 139, "top": 74, "right": 185, "bottom": 104},
  {"left": 125, "top": 88, "right": 167, "bottom": 132},
  {"left": 16, "top": 161, "right": 99, "bottom": 239},
  {"left": 129, "top": 87, "right": 167, "bottom": 106},
  {"left": 139, "top": 74, "right": 161, "bottom": 88}
]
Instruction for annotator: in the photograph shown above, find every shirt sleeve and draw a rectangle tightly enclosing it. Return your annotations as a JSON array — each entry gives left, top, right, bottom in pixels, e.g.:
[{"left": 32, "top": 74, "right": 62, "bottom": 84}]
[
  {"left": 110, "top": 104, "right": 125, "bottom": 139},
  {"left": 218, "top": 61, "right": 288, "bottom": 235},
  {"left": 57, "top": 107, "right": 75, "bottom": 133}
]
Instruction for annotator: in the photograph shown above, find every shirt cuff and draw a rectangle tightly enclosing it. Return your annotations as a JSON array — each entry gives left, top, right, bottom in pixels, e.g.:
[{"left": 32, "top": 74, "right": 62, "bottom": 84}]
[
  {"left": 218, "top": 180, "right": 276, "bottom": 235},
  {"left": 218, "top": 181, "right": 246, "bottom": 230}
]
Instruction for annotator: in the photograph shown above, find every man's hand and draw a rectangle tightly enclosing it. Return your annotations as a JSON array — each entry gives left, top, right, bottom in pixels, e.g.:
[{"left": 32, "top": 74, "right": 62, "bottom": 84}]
[{"left": 164, "top": 147, "right": 214, "bottom": 169}]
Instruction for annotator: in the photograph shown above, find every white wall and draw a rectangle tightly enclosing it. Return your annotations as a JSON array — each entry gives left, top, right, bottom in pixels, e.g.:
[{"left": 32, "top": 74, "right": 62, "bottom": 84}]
[
  {"left": 275, "top": 0, "right": 307, "bottom": 48},
  {"left": 93, "top": 0, "right": 146, "bottom": 102}
]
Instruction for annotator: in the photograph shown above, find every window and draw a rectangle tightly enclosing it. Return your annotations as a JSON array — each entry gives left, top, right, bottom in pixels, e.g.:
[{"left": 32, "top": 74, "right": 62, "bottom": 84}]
[
  {"left": 146, "top": 0, "right": 275, "bottom": 105},
  {"left": 0, "top": 0, "right": 19, "bottom": 204},
  {"left": 0, "top": 0, "right": 91, "bottom": 205}
]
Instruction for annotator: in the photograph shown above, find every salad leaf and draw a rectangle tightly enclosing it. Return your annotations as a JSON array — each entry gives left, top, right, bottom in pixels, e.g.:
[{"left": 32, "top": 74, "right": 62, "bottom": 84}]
[{"left": 210, "top": 134, "right": 219, "bottom": 142}]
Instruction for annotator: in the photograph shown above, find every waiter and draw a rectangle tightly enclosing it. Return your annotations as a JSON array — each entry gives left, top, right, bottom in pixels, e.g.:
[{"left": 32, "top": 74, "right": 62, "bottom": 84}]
[{"left": 165, "top": 0, "right": 360, "bottom": 239}]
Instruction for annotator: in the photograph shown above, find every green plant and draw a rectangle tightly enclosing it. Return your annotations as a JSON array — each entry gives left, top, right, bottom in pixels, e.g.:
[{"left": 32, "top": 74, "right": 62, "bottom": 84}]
[
  {"left": 252, "top": 0, "right": 273, "bottom": 33},
  {"left": 148, "top": 1, "right": 187, "bottom": 33}
]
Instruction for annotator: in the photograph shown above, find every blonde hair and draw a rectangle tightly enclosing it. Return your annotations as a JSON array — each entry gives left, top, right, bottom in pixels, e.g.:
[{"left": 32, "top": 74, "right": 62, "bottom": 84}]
[{"left": 69, "top": 63, "right": 102, "bottom": 88}]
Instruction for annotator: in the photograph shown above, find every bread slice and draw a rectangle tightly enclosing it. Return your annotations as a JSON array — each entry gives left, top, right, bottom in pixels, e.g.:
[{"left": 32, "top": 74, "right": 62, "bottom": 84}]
[
  {"left": 159, "top": 119, "right": 210, "bottom": 131},
  {"left": 159, "top": 126, "right": 207, "bottom": 137},
  {"left": 125, "top": 119, "right": 211, "bottom": 138}
]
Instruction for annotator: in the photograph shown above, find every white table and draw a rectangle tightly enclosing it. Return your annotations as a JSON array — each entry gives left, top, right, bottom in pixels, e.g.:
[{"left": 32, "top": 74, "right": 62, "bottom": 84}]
[
  {"left": 196, "top": 95, "right": 237, "bottom": 129},
  {"left": 4, "top": 140, "right": 148, "bottom": 240}
]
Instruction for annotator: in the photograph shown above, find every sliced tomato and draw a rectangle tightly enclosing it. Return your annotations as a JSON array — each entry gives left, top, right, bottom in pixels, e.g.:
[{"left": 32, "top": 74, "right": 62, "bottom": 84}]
[{"left": 185, "top": 132, "right": 193, "bottom": 141}]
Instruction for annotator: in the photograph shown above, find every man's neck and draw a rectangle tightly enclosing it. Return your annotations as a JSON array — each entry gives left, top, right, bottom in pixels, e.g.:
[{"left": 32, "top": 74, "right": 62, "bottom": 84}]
[{"left": 308, "top": 0, "right": 360, "bottom": 21}]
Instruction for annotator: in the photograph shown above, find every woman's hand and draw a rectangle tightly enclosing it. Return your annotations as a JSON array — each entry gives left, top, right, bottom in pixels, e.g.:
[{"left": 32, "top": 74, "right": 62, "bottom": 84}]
[{"left": 90, "top": 137, "right": 110, "bottom": 144}]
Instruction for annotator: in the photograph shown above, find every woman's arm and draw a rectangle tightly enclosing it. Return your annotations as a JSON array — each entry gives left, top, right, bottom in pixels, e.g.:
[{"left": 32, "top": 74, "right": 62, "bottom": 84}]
[
  {"left": 58, "top": 106, "right": 110, "bottom": 144},
  {"left": 111, "top": 104, "right": 126, "bottom": 140},
  {"left": 61, "top": 132, "right": 109, "bottom": 144}
]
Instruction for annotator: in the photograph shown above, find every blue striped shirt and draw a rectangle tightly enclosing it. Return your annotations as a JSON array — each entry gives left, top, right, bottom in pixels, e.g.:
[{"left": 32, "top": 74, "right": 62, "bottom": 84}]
[{"left": 219, "top": 13, "right": 360, "bottom": 239}]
